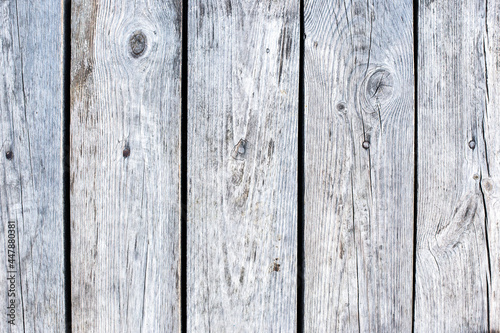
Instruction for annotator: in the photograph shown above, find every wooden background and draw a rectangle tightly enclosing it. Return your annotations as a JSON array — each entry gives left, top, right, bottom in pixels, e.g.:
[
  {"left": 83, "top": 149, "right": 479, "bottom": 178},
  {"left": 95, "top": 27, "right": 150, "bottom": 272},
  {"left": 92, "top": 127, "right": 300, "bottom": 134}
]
[{"left": 0, "top": 0, "right": 499, "bottom": 331}]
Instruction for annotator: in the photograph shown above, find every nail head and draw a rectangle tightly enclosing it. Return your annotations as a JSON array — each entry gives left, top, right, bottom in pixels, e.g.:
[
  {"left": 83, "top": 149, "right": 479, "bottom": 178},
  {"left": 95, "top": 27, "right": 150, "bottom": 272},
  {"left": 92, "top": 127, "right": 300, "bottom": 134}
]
[
  {"left": 123, "top": 147, "right": 130, "bottom": 158},
  {"left": 468, "top": 140, "right": 476, "bottom": 149},
  {"left": 5, "top": 151, "right": 13, "bottom": 160},
  {"left": 362, "top": 141, "right": 370, "bottom": 149}
]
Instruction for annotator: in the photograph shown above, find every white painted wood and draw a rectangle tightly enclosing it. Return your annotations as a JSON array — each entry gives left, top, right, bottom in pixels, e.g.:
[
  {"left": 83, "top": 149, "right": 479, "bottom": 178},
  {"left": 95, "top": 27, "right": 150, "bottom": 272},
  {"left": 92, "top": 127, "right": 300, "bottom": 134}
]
[
  {"left": 0, "top": 0, "right": 65, "bottom": 331},
  {"left": 414, "top": 0, "right": 491, "bottom": 331},
  {"left": 187, "top": 1, "right": 299, "bottom": 331},
  {"left": 70, "top": 0, "right": 181, "bottom": 331},
  {"left": 303, "top": 0, "right": 414, "bottom": 331}
]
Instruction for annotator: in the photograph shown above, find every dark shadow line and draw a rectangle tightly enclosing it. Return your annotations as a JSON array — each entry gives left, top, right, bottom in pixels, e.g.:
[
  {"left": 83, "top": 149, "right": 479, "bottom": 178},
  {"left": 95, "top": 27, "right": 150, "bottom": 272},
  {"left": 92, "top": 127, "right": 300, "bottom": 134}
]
[
  {"left": 62, "top": 0, "right": 72, "bottom": 332},
  {"left": 297, "top": 0, "right": 305, "bottom": 332},
  {"left": 411, "top": 0, "right": 418, "bottom": 332},
  {"left": 180, "top": 0, "right": 188, "bottom": 332}
]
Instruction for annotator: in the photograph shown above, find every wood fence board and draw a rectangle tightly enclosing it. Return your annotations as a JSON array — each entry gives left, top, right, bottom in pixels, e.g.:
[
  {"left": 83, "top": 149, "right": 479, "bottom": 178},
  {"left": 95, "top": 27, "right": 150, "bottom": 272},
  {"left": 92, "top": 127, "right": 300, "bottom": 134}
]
[
  {"left": 414, "top": 0, "right": 491, "bottom": 331},
  {"left": 0, "top": 0, "right": 65, "bottom": 331},
  {"left": 303, "top": 0, "right": 415, "bottom": 331},
  {"left": 70, "top": 0, "right": 182, "bottom": 331},
  {"left": 484, "top": 1, "right": 500, "bottom": 329},
  {"left": 187, "top": 1, "right": 299, "bottom": 331}
]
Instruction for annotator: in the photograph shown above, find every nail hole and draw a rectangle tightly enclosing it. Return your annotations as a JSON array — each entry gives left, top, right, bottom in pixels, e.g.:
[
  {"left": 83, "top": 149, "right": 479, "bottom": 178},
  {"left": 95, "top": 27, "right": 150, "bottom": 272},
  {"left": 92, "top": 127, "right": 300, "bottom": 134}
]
[
  {"left": 5, "top": 151, "right": 13, "bottom": 160},
  {"left": 123, "top": 147, "right": 131, "bottom": 158},
  {"left": 266, "top": 48, "right": 270, "bottom": 53},
  {"left": 362, "top": 141, "right": 370, "bottom": 149}
]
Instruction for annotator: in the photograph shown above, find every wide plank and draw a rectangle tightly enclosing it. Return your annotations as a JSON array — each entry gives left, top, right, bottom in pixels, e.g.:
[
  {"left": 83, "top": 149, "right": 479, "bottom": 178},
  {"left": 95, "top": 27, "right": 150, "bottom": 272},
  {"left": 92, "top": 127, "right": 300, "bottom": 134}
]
[
  {"left": 0, "top": 0, "right": 65, "bottom": 331},
  {"left": 303, "top": 0, "right": 415, "bottom": 331},
  {"left": 414, "top": 0, "right": 490, "bottom": 331},
  {"left": 70, "top": 0, "right": 182, "bottom": 331},
  {"left": 187, "top": 1, "right": 299, "bottom": 331}
]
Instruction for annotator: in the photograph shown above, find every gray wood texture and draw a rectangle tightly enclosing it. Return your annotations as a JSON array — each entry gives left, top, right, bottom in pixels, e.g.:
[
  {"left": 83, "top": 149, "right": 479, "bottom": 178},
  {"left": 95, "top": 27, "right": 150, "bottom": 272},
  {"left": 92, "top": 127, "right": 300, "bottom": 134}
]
[
  {"left": 303, "top": 0, "right": 415, "bottom": 331},
  {"left": 70, "top": 0, "right": 182, "bottom": 331},
  {"left": 0, "top": 0, "right": 65, "bottom": 331},
  {"left": 485, "top": 1, "right": 500, "bottom": 330},
  {"left": 187, "top": 1, "right": 299, "bottom": 331},
  {"left": 414, "top": 0, "right": 492, "bottom": 331}
]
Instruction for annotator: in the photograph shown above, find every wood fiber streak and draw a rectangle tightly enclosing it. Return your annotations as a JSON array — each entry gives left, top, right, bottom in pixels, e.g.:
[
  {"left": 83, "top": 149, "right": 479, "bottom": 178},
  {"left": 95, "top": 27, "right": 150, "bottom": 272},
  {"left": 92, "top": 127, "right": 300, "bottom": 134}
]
[
  {"left": 187, "top": 1, "right": 299, "bottom": 331},
  {"left": 303, "top": 0, "right": 414, "bottom": 331},
  {"left": 70, "top": 0, "right": 182, "bottom": 331},
  {"left": 0, "top": 0, "right": 65, "bottom": 331},
  {"left": 415, "top": 0, "right": 491, "bottom": 331}
]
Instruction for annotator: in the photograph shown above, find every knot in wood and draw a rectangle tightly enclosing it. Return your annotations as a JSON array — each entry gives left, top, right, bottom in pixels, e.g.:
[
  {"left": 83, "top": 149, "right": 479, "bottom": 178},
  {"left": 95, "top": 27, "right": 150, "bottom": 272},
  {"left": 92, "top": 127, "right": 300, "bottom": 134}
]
[
  {"left": 365, "top": 69, "right": 394, "bottom": 102},
  {"left": 129, "top": 31, "right": 147, "bottom": 57},
  {"left": 231, "top": 139, "right": 248, "bottom": 160},
  {"left": 482, "top": 179, "right": 493, "bottom": 192}
]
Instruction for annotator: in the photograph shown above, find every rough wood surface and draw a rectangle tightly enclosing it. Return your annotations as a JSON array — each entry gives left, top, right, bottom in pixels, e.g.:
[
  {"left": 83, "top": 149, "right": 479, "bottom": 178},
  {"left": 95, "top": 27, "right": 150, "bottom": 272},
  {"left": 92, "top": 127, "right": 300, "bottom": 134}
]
[
  {"left": 0, "top": 0, "right": 65, "bottom": 331},
  {"left": 484, "top": 1, "right": 500, "bottom": 330},
  {"left": 414, "top": 0, "right": 491, "bottom": 331},
  {"left": 303, "top": 0, "right": 414, "bottom": 331},
  {"left": 70, "top": 0, "right": 181, "bottom": 331},
  {"left": 187, "top": 1, "right": 299, "bottom": 331}
]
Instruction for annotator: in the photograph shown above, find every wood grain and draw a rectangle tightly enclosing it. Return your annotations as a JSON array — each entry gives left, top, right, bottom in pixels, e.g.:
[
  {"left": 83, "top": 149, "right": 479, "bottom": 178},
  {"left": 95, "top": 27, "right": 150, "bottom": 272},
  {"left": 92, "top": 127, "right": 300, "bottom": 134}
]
[
  {"left": 70, "top": 0, "right": 181, "bottom": 331},
  {"left": 0, "top": 0, "right": 65, "bottom": 331},
  {"left": 484, "top": 1, "right": 500, "bottom": 330},
  {"left": 303, "top": 0, "right": 414, "bottom": 331},
  {"left": 414, "top": 0, "right": 491, "bottom": 331},
  {"left": 187, "top": 1, "right": 299, "bottom": 331}
]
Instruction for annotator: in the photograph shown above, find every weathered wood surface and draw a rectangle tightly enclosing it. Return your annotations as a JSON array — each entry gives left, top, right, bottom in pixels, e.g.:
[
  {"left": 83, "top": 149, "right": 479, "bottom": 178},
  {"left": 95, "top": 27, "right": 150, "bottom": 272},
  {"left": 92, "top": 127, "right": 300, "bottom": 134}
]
[
  {"left": 70, "top": 0, "right": 182, "bottom": 331},
  {"left": 187, "top": 1, "right": 299, "bottom": 331},
  {"left": 0, "top": 0, "right": 65, "bottom": 331},
  {"left": 303, "top": 0, "right": 414, "bottom": 331},
  {"left": 484, "top": 1, "right": 500, "bottom": 330},
  {"left": 414, "top": 0, "right": 492, "bottom": 331}
]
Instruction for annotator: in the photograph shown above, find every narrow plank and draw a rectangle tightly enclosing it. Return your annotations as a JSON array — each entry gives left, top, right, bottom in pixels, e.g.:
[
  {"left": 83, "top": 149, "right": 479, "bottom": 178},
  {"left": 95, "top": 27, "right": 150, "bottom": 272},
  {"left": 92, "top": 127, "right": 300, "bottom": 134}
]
[
  {"left": 485, "top": 1, "right": 500, "bottom": 329},
  {"left": 70, "top": 0, "right": 181, "bottom": 331},
  {"left": 414, "top": 0, "right": 490, "bottom": 331},
  {"left": 303, "top": 0, "right": 414, "bottom": 331},
  {"left": 0, "top": 0, "right": 65, "bottom": 331},
  {"left": 187, "top": 1, "right": 299, "bottom": 331}
]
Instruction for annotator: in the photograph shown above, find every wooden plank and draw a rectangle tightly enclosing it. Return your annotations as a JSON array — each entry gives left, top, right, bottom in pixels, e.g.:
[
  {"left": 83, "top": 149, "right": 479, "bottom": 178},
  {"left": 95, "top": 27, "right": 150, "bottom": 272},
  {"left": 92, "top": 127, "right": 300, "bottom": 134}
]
[
  {"left": 414, "top": 0, "right": 491, "bottom": 331},
  {"left": 303, "top": 0, "right": 414, "bottom": 331},
  {"left": 0, "top": 0, "right": 65, "bottom": 331},
  {"left": 187, "top": 1, "right": 299, "bottom": 331},
  {"left": 70, "top": 0, "right": 181, "bottom": 331},
  {"left": 484, "top": 1, "right": 500, "bottom": 330}
]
